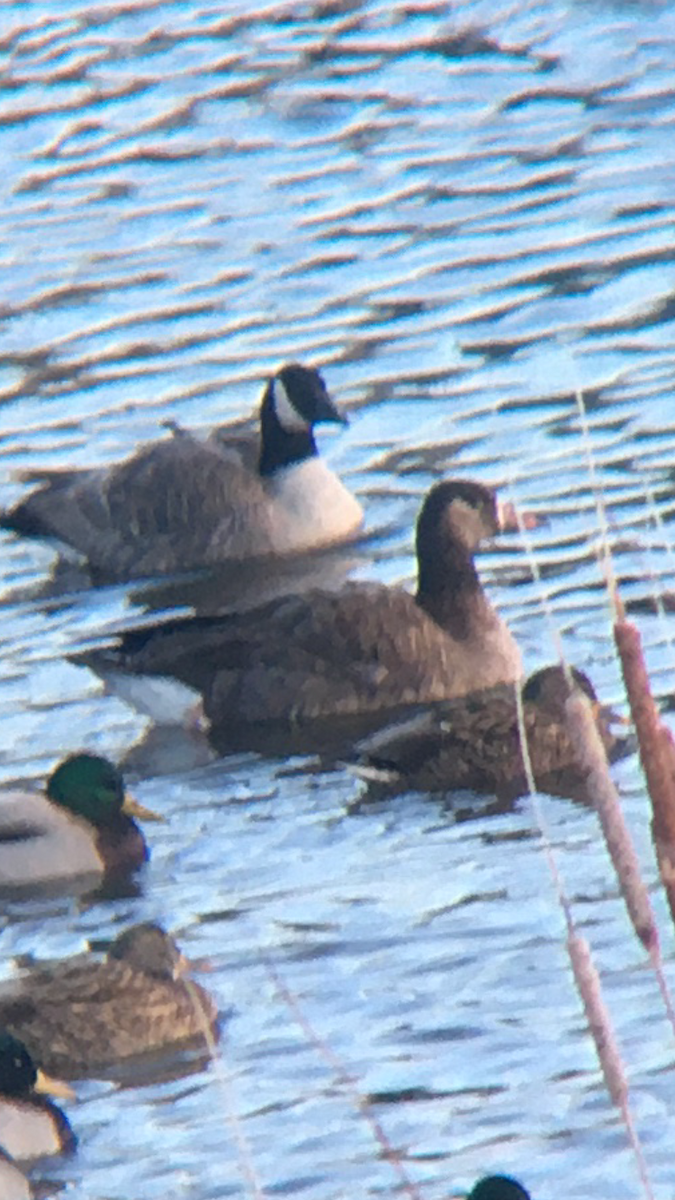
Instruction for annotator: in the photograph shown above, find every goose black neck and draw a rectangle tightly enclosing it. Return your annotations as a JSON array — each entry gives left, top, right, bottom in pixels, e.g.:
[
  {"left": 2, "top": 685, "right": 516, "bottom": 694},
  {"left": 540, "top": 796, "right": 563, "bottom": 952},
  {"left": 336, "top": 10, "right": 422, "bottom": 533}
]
[
  {"left": 258, "top": 384, "right": 318, "bottom": 477},
  {"left": 415, "top": 536, "right": 482, "bottom": 634}
]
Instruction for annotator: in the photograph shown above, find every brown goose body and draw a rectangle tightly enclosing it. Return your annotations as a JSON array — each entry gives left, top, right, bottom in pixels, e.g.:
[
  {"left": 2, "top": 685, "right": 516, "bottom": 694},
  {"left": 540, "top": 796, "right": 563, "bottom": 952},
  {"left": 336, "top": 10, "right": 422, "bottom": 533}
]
[
  {"left": 354, "top": 666, "right": 627, "bottom": 800},
  {"left": 0, "top": 924, "right": 218, "bottom": 1079},
  {"left": 1, "top": 363, "right": 362, "bottom": 581},
  {"left": 75, "top": 480, "right": 522, "bottom": 731}
]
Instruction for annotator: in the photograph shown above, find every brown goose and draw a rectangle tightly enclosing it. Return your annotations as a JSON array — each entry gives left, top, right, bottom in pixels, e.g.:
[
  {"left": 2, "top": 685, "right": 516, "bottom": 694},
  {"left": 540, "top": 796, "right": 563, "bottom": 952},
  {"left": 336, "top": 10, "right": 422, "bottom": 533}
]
[
  {"left": 0, "top": 923, "right": 218, "bottom": 1079},
  {"left": 352, "top": 665, "right": 627, "bottom": 800},
  {"left": 1, "top": 362, "right": 363, "bottom": 581},
  {"left": 74, "top": 479, "right": 522, "bottom": 733}
]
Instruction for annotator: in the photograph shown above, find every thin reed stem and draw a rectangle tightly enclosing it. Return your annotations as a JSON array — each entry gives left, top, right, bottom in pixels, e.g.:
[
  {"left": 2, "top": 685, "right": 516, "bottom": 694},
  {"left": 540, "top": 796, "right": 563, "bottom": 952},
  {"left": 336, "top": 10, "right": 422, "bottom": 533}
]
[
  {"left": 263, "top": 957, "right": 423, "bottom": 1200},
  {"left": 184, "top": 977, "right": 267, "bottom": 1200}
]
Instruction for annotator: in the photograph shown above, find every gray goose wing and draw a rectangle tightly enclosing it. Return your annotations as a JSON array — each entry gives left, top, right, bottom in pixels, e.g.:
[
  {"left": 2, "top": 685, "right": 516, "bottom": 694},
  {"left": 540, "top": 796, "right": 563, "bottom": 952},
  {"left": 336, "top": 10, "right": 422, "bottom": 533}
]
[{"left": 5, "top": 435, "right": 274, "bottom": 578}]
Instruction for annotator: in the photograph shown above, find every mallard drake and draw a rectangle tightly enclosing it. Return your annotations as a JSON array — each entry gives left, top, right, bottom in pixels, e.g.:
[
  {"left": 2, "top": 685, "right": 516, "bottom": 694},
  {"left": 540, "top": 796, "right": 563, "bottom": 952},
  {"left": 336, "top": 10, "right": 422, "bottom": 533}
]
[
  {"left": 467, "top": 1177, "right": 531, "bottom": 1200},
  {"left": 353, "top": 665, "right": 626, "bottom": 801},
  {"left": 0, "top": 1149, "right": 31, "bottom": 1200},
  {"left": 74, "top": 480, "right": 522, "bottom": 735},
  {"left": 1, "top": 362, "right": 363, "bottom": 581},
  {"left": 0, "top": 753, "right": 161, "bottom": 890},
  {"left": 0, "top": 1029, "right": 75, "bottom": 1162},
  {"left": 0, "top": 922, "right": 218, "bottom": 1079}
]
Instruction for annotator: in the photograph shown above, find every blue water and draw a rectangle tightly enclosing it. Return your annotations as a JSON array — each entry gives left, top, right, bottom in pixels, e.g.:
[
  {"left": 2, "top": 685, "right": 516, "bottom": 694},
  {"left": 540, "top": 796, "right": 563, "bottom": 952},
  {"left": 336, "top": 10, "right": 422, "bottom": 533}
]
[{"left": 1, "top": 1, "right": 675, "bottom": 1196}]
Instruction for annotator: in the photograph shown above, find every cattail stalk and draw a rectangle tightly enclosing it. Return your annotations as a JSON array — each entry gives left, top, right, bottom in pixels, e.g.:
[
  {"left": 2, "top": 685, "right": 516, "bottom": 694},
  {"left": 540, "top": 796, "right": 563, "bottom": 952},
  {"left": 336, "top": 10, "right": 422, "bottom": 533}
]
[
  {"left": 614, "top": 607, "right": 675, "bottom": 930},
  {"left": 566, "top": 929, "right": 654, "bottom": 1199},
  {"left": 515, "top": 680, "right": 655, "bottom": 1196},
  {"left": 565, "top": 690, "right": 658, "bottom": 954}
]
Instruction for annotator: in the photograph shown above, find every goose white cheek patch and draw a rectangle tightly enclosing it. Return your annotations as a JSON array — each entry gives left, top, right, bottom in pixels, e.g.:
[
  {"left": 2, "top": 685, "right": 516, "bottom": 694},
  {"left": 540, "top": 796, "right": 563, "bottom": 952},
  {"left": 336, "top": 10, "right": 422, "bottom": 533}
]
[{"left": 272, "top": 376, "right": 311, "bottom": 433}]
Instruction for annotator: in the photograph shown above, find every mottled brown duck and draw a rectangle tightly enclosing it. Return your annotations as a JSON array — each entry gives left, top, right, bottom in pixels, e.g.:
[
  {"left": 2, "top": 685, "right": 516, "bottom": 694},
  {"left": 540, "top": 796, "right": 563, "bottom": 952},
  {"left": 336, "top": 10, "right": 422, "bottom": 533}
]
[
  {"left": 0, "top": 923, "right": 218, "bottom": 1079},
  {"left": 353, "top": 665, "right": 627, "bottom": 801}
]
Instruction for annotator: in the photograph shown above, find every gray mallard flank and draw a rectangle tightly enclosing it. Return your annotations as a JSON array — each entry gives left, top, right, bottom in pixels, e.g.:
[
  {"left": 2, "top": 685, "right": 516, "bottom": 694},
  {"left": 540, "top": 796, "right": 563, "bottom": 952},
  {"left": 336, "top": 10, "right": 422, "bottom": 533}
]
[
  {"left": 0, "top": 753, "right": 161, "bottom": 890},
  {"left": 75, "top": 479, "right": 522, "bottom": 732},
  {"left": 353, "top": 665, "right": 627, "bottom": 801},
  {"left": 0, "top": 1029, "right": 75, "bottom": 1162},
  {"left": 0, "top": 923, "right": 218, "bottom": 1079},
  {"left": 1, "top": 362, "right": 363, "bottom": 580}
]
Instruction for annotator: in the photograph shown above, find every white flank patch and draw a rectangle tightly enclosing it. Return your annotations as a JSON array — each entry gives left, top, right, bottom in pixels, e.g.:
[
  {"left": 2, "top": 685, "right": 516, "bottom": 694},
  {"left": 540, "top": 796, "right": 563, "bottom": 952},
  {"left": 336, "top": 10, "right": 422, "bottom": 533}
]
[
  {"left": 0, "top": 1099, "right": 63, "bottom": 1160},
  {"left": 99, "top": 668, "right": 208, "bottom": 728}
]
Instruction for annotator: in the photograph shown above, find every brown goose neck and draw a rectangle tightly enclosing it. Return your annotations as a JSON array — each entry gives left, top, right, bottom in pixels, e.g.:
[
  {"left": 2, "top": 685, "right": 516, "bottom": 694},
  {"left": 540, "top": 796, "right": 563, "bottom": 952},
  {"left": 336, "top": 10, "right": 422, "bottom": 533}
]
[{"left": 416, "top": 551, "right": 481, "bottom": 632}]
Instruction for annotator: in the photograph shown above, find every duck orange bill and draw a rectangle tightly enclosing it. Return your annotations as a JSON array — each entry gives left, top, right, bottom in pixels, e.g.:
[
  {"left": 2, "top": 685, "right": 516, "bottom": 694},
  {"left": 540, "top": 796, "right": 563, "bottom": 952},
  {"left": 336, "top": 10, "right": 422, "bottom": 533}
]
[
  {"left": 121, "top": 792, "right": 164, "bottom": 822},
  {"left": 34, "top": 1068, "right": 76, "bottom": 1101},
  {"left": 596, "top": 701, "right": 631, "bottom": 728},
  {"left": 174, "top": 951, "right": 214, "bottom": 980}
]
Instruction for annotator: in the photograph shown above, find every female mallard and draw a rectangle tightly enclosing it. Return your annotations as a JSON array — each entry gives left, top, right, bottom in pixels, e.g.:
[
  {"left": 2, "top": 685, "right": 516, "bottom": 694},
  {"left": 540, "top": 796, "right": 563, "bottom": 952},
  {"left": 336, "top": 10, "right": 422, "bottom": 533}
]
[
  {"left": 1, "top": 362, "right": 363, "bottom": 581},
  {"left": 0, "top": 753, "right": 161, "bottom": 889},
  {"left": 467, "top": 1177, "right": 531, "bottom": 1200},
  {"left": 0, "top": 1029, "right": 75, "bottom": 1162},
  {"left": 353, "top": 665, "right": 627, "bottom": 801},
  {"left": 74, "top": 480, "right": 522, "bottom": 735},
  {"left": 0, "top": 923, "right": 219, "bottom": 1079}
]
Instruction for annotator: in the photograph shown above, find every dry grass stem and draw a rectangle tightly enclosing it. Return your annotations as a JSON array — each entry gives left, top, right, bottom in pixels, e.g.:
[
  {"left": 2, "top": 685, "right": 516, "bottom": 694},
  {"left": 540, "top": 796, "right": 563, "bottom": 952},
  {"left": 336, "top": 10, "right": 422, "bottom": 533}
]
[
  {"left": 263, "top": 959, "right": 424, "bottom": 1200},
  {"left": 184, "top": 977, "right": 267, "bottom": 1200},
  {"left": 515, "top": 665, "right": 655, "bottom": 1196}
]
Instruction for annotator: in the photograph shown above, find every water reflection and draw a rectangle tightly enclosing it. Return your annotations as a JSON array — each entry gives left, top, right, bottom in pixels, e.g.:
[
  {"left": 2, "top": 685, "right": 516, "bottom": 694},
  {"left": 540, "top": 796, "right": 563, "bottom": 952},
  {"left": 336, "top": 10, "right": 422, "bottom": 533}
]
[{"left": 1, "top": 0, "right": 675, "bottom": 1197}]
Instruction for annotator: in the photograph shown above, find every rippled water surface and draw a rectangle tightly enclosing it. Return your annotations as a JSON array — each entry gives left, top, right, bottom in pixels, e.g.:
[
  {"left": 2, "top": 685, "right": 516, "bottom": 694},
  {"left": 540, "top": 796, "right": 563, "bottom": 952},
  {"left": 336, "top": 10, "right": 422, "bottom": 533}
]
[{"left": 2, "top": 0, "right": 675, "bottom": 1197}]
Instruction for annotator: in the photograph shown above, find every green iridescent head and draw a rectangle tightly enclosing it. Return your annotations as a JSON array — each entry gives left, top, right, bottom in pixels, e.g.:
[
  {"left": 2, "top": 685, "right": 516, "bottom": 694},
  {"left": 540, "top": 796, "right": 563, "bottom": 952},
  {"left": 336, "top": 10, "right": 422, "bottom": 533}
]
[
  {"left": 467, "top": 1177, "right": 531, "bottom": 1200},
  {"left": 46, "top": 753, "right": 127, "bottom": 828},
  {"left": 0, "top": 1028, "right": 74, "bottom": 1100}
]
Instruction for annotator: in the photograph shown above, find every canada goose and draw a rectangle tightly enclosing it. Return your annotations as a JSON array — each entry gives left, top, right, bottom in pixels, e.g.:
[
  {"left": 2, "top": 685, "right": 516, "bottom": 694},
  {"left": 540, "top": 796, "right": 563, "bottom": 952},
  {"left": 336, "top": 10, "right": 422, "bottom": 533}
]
[
  {"left": 1, "top": 362, "right": 363, "bottom": 581},
  {"left": 0, "top": 923, "right": 218, "bottom": 1079},
  {"left": 0, "top": 1029, "right": 75, "bottom": 1162},
  {"left": 0, "top": 753, "right": 161, "bottom": 891},
  {"left": 74, "top": 479, "right": 522, "bottom": 734},
  {"left": 352, "top": 665, "right": 627, "bottom": 800},
  {"left": 467, "top": 1177, "right": 531, "bottom": 1200}
]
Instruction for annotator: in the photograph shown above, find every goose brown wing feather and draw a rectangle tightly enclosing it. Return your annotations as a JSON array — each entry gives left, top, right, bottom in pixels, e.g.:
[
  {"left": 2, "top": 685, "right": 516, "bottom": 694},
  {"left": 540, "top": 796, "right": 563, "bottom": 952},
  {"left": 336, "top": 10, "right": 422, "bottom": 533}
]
[{"left": 117, "top": 585, "right": 476, "bottom": 721}]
